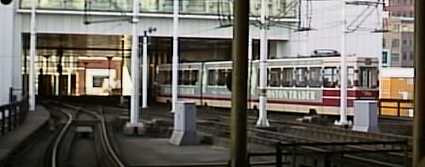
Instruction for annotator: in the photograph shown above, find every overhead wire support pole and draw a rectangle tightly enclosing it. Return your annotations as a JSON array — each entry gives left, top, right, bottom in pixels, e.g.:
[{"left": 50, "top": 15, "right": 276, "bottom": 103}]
[
  {"left": 171, "top": 0, "right": 179, "bottom": 113},
  {"left": 413, "top": 0, "right": 425, "bottom": 166},
  {"left": 129, "top": 0, "right": 140, "bottom": 125},
  {"left": 230, "top": 0, "right": 249, "bottom": 166},
  {"left": 336, "top": 0, "right": 348, "bottom": 126},
  {"left": 142, "top": 31, "right": 148, "bottom": 108},
  {"left": 257, "top": 0, "right": 270, "bottom": 127},
  {"left": 29, "top": 0, "right": 37, "bottom": 111}
]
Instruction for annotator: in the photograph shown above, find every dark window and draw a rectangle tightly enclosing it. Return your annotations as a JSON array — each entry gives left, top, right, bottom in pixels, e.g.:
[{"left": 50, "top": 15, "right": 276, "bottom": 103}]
[
  {"left": 295, "top": 68, "right": 308, "bottom": 87},
  {"left": 309, "top": 67, "right": 322, "bottom": 88},
  {"left": 323, "top": 67, "right": 338, "bottom": 88},
  {"left": 348, "top": 67, "right": 354, "bottom": 88},
  {"left": 190, "top": 70, "right": 199, "bottom": 85},
  {"left": 268, "top": 68, "right": 282, "bottom": 87},
  {"left": 217, "top": 69, "right": 227, "bottom": 86},
  {"left": 207, "top": 70, "right": 217, "bottom": 85},
  {"left": 156, "top": 70, "right": 171, "bottom": 84},
  {"left": 93, "top": 76, "right": 108, "bottom": 88},
  {"left": 392, "top": 39, "right": 400, "bottom": 48},
  {"left": 360, "top": 67, "right": 379, "bottom": 89},
  {"left": 178, "top": 70, "right": 184, "bottom": 85},
  {"left": 282, "top": 68, "right": 293, "bottom": 87}
]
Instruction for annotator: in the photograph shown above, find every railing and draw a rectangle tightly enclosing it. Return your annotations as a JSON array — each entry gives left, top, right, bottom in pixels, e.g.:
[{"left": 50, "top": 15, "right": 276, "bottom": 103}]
[
  {"left": 19, "top": 0, "right": 297, "bottom": 18},
  {"left": 0, "top": 97, "right": 29, "bottom": 136},
  {"left": 248, "top": 140, "right": 410, "bottom": 167},
  {"left": 378, "top": 98, "right": 414, "bottom": 118}
]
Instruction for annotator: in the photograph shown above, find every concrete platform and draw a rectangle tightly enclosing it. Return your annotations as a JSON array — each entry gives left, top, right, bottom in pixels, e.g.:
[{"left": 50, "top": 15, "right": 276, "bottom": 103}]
[
  {"left": 0, "top": 105, "right": 50, "bottom": 166},
  {"left": 117, "top": 137, "right": 229, "bottom": 166}
]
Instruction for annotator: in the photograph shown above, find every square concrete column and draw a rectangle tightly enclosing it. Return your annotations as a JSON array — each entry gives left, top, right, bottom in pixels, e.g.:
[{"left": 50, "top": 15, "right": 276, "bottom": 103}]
[
  {"left": 169, "top": 101, "right": 199, "bottom": 145},
  {"left": 352, "top": 100, "right": 378, "bottom": 132}
]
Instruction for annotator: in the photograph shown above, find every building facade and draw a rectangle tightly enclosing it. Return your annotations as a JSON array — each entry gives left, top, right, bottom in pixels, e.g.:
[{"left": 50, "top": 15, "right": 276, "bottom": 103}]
[{"left": 0, "top": 0, "right": 383, "bottom": 105}]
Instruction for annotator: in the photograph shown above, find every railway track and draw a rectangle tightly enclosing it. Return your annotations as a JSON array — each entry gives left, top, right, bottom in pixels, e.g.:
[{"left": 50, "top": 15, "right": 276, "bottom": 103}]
[
  {"left": 42, "top": 101, "right": 126, "bottom": 167},
  {"left": 117, "top": 106, "right": 410, "bottom": 167}
]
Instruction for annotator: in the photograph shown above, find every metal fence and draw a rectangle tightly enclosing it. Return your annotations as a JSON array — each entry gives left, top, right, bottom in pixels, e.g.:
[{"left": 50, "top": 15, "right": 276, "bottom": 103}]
[
  {"left": 378, "top": 98, "right": 414, "bottom": 118},
  {"left": 249, "top": 140, "right": 410, "bottom": 167},
  {"left": 0, "top": 97, "right": 29, "bottom": 135}
]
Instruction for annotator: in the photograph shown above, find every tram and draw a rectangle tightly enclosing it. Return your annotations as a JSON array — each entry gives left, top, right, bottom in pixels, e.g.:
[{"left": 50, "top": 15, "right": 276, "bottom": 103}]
[{"left": 154, "top": 55, "right": 379, "bottom": 115}]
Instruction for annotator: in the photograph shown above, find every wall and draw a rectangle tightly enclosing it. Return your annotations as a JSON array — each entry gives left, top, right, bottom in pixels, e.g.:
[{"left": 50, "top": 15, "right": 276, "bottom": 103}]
[{"left": 0, "top": 1, "right": 22, "bottom": 105}]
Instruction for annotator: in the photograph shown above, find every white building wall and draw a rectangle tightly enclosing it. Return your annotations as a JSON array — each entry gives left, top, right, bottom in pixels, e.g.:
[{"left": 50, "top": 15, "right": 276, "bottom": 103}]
[
  {"left": 17, "top": 12, "right": 291, "bottom": 40},
  {"left": 290, "top": 0, "right": 382, "bottom": 58},
  {"left": 0, "top": 1, "right": 22, "bottom": 105}
]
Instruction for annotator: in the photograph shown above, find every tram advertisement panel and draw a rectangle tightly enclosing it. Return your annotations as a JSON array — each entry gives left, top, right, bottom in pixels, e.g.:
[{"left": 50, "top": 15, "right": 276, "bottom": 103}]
[{"left": 264, "top": 88, "right": 322, "bottom": 103}]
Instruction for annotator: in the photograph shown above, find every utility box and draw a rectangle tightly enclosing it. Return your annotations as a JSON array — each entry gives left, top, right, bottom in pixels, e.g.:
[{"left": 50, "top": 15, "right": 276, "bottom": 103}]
[
  {"left": 352, "top": 100, "right": 379, "bottom": 132},
  {"left": 169, "top": 101, "right": 199, "bottom": 145}
]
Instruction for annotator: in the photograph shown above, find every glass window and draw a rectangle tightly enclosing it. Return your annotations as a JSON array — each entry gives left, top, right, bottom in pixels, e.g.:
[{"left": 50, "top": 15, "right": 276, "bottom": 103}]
[
  {"left": 282, "top": 68, "right": 293, "bottom": 87},
  {"left": 360, "top": 67, "right": 379, "bottom": 89},
  {"left": 190, "top": 70, "right": 199, "bottom": 85},
  {"left": 207, "top": 70, "right": 217, "bottom": 85},
  {"left": 183, "top": 70, "right": 191, "bottom": 85},
  {"left": 268, "top": 68, "right": 282, "bottom": 87},
  {"left": 309, "top": 67, "right": 322, "bottom": 88},
  {"left": 178, "top": 70, "right": 184, "bottom": 85},
  {"left": 156, "top": 70, "right": 170, "bottom": 84},
  {"left": 93, "top": 76, "right": 108, "bottom": 87},
  {"left": 217, "top": 69, "right": 227, "bottom": 86},
  {"left": 323, "top": 67, "right": 338, "bottom": 88},
  {"left": 295, "top": 68, "right": 308, "bottom": 87},
  {"left": 348, "top": 67, "right": 354, "bottom": 88}
]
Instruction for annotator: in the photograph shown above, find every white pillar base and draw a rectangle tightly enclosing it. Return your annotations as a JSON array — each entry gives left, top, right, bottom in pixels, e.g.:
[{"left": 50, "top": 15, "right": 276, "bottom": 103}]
[
  {"left": 256, "top": 117, "right": 270, "bottom": 127},
  {"left": 123, "top": 122, "right": 145, "bottom": 135},
  {"left": 334, "top": 120, "right": 351, "bottom": 126}
]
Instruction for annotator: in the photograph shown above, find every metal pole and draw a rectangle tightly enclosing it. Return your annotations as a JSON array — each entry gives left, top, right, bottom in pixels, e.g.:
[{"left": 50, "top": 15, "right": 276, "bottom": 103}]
[
  {"left": 83, "top": 62, "right": 87, "bottom": 95},
  {"left": 107, "top": 56, "right": 112, "bottom": 95},
  {"left": 413, "top": 0, "right": 425, "bottom": 165},
  {"left": 230, "top": 0, "right": 249, "bottom": 166},
  {"left": 171, "top": 0, "right": 179, "bottom": 112},
  {"left": 130, "top": 0, "right": 140, "bottom": 125},
  {"left": 142, "top": 33, "right": 148, "bottom": 108},
  {"left": 336, "top": 0, "right": 348, "bottom": 125},
  {"left": 28, "top": 0, "right": 37, "bottom": 111},
  {"left": 120, "top": 36, "right": 125, "bottom": 104},
  {"left": 257, "top": 0, "right": 270, "bottom": 127}
]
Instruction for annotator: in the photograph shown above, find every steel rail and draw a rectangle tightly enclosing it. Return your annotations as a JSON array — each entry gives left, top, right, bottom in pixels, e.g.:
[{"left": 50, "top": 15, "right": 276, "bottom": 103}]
[
  {"left": 51, "top": 108, "right": 73, "bottom": 167},
  {"left": 61, "top": 103, "right": 126, "bottom": 167}
]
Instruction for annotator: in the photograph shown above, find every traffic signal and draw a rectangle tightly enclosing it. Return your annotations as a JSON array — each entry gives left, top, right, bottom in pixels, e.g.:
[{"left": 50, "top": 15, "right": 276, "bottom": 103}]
[{"left": 0, "top": 0, "right": 13, "bottom": 5}]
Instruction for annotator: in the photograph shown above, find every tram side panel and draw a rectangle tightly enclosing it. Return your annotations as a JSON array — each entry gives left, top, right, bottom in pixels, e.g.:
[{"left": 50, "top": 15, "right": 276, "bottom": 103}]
[{"left": 154, "top": 57, "right": 379, "bottom": 116}]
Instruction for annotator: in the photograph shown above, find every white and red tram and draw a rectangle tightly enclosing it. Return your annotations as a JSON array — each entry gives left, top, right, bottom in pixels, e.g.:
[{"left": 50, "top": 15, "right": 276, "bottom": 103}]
[{"left": 154, "top": 56, "right": 379, "bottom": 115}]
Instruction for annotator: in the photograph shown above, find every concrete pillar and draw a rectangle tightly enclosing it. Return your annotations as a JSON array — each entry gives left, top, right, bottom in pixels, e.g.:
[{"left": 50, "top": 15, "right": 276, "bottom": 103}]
[
  {"left": 171, "top": 0, "right": 179, "bottom": 113},
  {"left": 413, "top": 0, "right": 425, "bottom": 166},
  {"left": 230, "top": 0, "right": 249, "bottom": 166},
  {"left": 0, "top": 1, "right": 17, "bottom": 105},
  {"left": 257, "top": 0, "right": 270, "bottom": 128}
]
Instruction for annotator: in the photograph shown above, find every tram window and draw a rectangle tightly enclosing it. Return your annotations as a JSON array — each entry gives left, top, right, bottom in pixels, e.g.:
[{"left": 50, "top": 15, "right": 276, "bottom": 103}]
[
  {"left": 217, "top": 69, "right": 227, "bottom": 86},
  {"left": 191, "top": 70, "right": 199, "bottom": 85},
  {"left": 282, "top": 68, "right": 293, "bottom": 87},
  {"left": 207, "top": 70, "right": 217, "bottom": 85},
  {"left": 156, "top": 71, "right": 170, "bottom": 84},
  {"left": 348, "top": 67, "right": 354, "bottom": 88},
  {"left": 268, "top": 68, "right": 282, "bottom": 87},
  {"left": 309, "top": 67, "right": 322, "bottom": 88},
  {"left": 295, "top": 68, "right": 308, "bottom": 87},
  {"left": 183, "top": 70, "right": 191, "bottom": 85},
  {"left": 178, "top": 70, "right": 184, "bottom": 85},
  {"left": 360, "top": 67, "right": 378, "bottom": 88},
  {"left": 323, "top": 67, "right": 338, "bottom": 88}
]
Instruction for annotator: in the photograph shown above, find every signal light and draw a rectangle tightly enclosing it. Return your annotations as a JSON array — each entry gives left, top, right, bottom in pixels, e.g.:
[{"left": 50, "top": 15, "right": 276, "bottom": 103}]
[{"left": 1, "top": 0, "right": 13, "bottom": 5}]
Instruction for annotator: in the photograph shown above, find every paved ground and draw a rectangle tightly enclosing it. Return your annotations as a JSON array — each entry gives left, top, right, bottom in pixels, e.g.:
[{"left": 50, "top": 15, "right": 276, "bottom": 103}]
[
  {"left": 0, "top": 105, "right": 50, "bottom": 166},
  {"left": 116, "top": 136, "right": 230, "bottom": 166}
]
